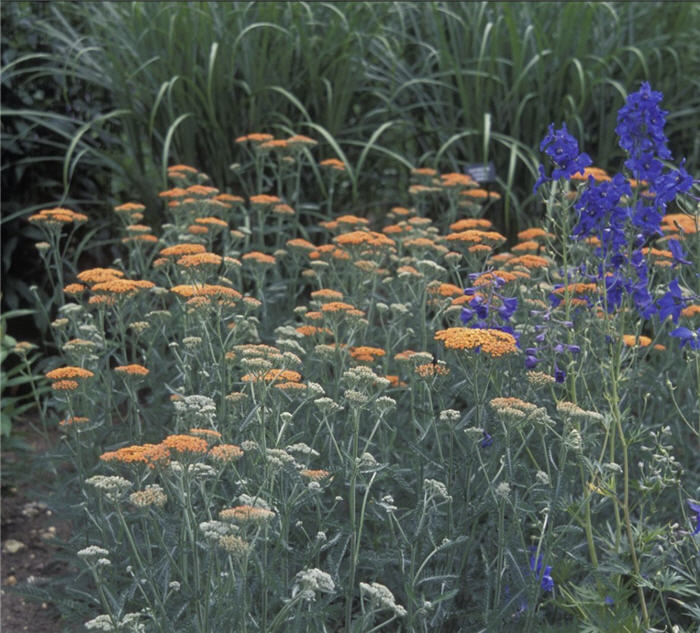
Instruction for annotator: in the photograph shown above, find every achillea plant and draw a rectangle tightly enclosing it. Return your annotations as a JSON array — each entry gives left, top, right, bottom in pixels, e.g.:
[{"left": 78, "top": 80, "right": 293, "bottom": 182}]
[{"left": 30, "top": 90, "right": 699, "bottom": 633}]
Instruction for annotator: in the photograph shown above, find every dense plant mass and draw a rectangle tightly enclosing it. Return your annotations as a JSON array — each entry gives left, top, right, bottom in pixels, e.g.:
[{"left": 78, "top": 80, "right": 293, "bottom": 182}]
[{"left": 10, "top": 81, "right": 698, "bottom": 632}]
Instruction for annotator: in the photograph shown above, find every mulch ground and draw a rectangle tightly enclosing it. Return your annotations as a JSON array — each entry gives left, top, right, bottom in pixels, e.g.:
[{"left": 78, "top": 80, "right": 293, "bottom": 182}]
[{"left": 1, "top": 424, "right": 74, "bottom": 632}]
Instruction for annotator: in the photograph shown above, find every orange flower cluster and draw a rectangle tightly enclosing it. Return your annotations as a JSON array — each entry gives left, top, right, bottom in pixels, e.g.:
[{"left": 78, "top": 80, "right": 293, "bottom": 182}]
[
  {"left": 46, "top": 366, "right": 94, "bottom": 381},
  {"left": 506, "top": 254, "right": 550, "bottom": 269},
  {"left": 472, "top": 271, "right": 520, "bottom": 286},
  {"left": 100, "top": 443, "right": 171, "bottom": 468},
  {"left": 159, "top": 243, "right": 207, "bottom": 258},
  {"left": 176, "top": 253, "right": 223, "bottom": 268},
  {"left": 440, "top": 172, "right": 476, "bottom": 188},
  {"left": 114, "top": 364, "right": 150, "bottom": 377},
  {"left": 171, "top": 284, "right": 242, "bottom": 305},
  {"left": 286, "top": 238, "right": 316, "bottom": 251},
  {"left": 681, "top": 304, "right": 700, "bottom": 318},
  {"left": 350, "top": 346, "right": 386, "bottom": 362},
  {"left": 194, "top": 216, "right": 228, "bottom": 229},
  {"left": 242, "top": 251, "right": 276, "bottom": 265},
  {"left": 415, "top": 363, "right": 450, "bottom": 378},
  {"left": 311, "top": 289, "right": 344, "bottom": 302},
  {"left": 552, "top": 283, "right": 597, "bottom": 296},
  {"left": 91, "top": 279, "right": 155, "bottom": 296},
  {"left": 114, "top": 202, "right": 146, "bottom": 214},
  {"left": 435, "top": 327, "right": 518, "bottom": 357},
  {"left": 319, "top": 158, "right": 346, "bottom": 171},
  {"left": 320, "top": 302, "right": 365, "bottom": 317},
  {"left": 308, "top": 244, "right": 350, "bottom": 261},
  {"left": 161, "top": 434, "right": 209, "bottom": 454},
  {"left": 58, "top": 416, "right": 90, "bottom": 428},
  {"left": 449, "top": 218, "right": 493, "bottom": 232},
  {"left": 241, "top": 369, "right": 302, "bottom": 383},
  {"left": 219, "top": 505, "right": 275, "bottom": 524},
  {"left": 661, "top": 213, "right": 697, "bottom": 235},
  {"left": 445, "top": 230, "right": 506, "bottom": 246},
  {"left": 517, "top": 227, "right": 554, "bottom": 242},
  {"left": 622, "top": 335, "right": 652, "bottom": 347},
  {"left": 429, "top": 283, "right": 464, "bottom": 298},
  {"left": 570, "top": 166, "right": 611, "bottom": 182},
  {"left": 28, "top": 207, "right": 88, "bottom": 225},
  {"left": 209, "top": 444, "right": 244, "bottom": 463},
  {"left": 63, "top": 283, "right": 86, "bottom": 295},
  {"left": 189, "top": 428, "right": 222, "bottom": 440},
  {"left": 385, "top": 374, "right": 407, "bottom": 387},
  {"left": 236, "top": 133, "right": 274, "bottom": 144},
  {"left": 334, "top": 231, "right": 395, "bottom": 249},
  {"left": 77, "top": 268, "right": 125, "bottom": 285},
  {"left": 300, "top": 469, "right": 331, "bottom": 481},
  {"left": 295, "top": 325, "right": 332, "bottom": 337},
  {"left": 249, "top": 194, "right": 281, "bottom": 206}
]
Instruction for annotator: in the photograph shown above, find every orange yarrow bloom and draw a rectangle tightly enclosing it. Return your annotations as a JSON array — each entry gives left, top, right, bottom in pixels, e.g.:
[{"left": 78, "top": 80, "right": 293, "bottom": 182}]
[
  {"left": 249, "top": 194, "right": 281, "bottom": 206},
  {"left": 46, "top": 366, "right": 94, "bottom": 381},
  {"left": 177, "top": 253, "right": 223, "bottom": 268},
  {"left": 161, "top": 434, "right": 209, "bottom": 454},
  {"left": 350, "top": 346, "right": 386, "bottom": 362},
  {"left": 77, "top": 268, "right": 125, "bottom": 285},
  {"left": 242, "top": 251, "right": 276, "bottom": 265},
  {"left": 101, "top": 443, "right": 170, "bottom": 468},
  {"left": 28, "top": 207, "right": 88, "bottom": 225},
  {"left": 219, "top": 505, "right": 275, "bottom": 524},
  {"left": 622, "top": 335, "right": 652, "bottom": 347},
  {"left": 300, "top": 469, "right": 331, "bottom": 482},
  {"left": 114, "top": 364, "right": 149, "bottom": 377},
  {"left": 209, "top": 444, "right": 244, "bottom": 463},
  {"left": 159, "top": 243, "right": 207, "bottom": 258},
  {"left": 91, "top": 279, "right": 155, "bottom": 295},
  {"left": 435, "top": 327, "right": 518, "bottom": 357},
  {"left": 319, "top": 158, "right": 346, "bottom": 171},
  {"left": 334, "top": 231, "right": 395, "bottom": 248}
]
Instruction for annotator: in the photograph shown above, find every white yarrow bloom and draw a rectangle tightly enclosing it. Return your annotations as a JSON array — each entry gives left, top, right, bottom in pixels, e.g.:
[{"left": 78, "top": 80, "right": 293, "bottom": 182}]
[
  {"left": 360, "top": 581, "right": 407, "bottom": 617},
  {"left": 292, "top": 568, "right": 335, "bottom": 601}
]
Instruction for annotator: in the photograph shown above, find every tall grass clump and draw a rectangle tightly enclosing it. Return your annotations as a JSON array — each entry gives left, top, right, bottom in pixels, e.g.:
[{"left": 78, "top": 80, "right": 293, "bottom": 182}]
[
  {"left": 3, "top": 2, "right": 699, "bottom": 241},
  {"left": 17, "top": 82, "right": 700, "bottom": 632}
]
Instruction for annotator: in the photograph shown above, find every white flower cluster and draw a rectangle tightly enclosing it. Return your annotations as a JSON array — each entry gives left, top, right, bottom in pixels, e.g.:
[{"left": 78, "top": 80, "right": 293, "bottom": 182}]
[
  {"left": 85, "top": 476, "right": 132, "bottom": 500},
  {"left": 359, "top": 581, "right": 407, "bottom": 617},
  {"left": 292, "top": 568, "right": 335, "bottom": 601},
  {"left": 172, "top": 394, "right": 217, "bottom": 427},
  {"left": 84, "top": 612, "right": 144, "bottom": 632}
]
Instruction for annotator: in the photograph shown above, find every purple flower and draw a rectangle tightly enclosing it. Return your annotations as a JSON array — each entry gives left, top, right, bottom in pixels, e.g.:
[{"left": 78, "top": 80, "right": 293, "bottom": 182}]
[
  {"left": 688, "top": 500, "right": 700, "bottom": 535},
  {"left": 616, "top": 82, "right": 672, "bottom": 173},
  {"left": 670, "top": 327, "right": 700, "bottom": 350},
  {"left": 554, "top": 363, "right": 566, "bottom": 383},
  {"left": 529, "top": 551, "right": 554, "bottom": 592},
  {"left": 534, "top": 123, "right": 592, "bottom": 192},
  {"left": 668, "top": 239, "right": 691, "bottom": 267},
  {"left": 479, "top": 431, "right": 493, "bottom": 448},
  {"left": 658, "top": 279, "right": 686, "bottom": 323}
]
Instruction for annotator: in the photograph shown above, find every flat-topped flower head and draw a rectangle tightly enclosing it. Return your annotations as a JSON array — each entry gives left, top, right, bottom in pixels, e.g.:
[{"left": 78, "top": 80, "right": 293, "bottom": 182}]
[
  {"left": 114, "top": 364, "right": 150, "bottom": 377},
  {"left": 46, "top": 366, "right": 94, "bottom": 381},
  {"left": 28, "top": 207, "right": 88, "bottom": 226},
  {"left": 219, "top": 505, "right": 275, "bottom": 525},
  {"left": 209, "top": 444, "right": 244, "bottom": 463},
  {"left": 319, "top": 158, "right": 346, "bottom": 172},
  {"left": 435, "top": 327, "right": 518, "bottom": 358},
  {"left": 77, "top": 268, "right": 125, "bottom": 285},
  {"left": 161, "top": 434, "right": 209, "bottom": 455},
  {"left": 100, "top": 443, "right": 171, "bottom": 468},
  {"left": 176, "top": 252, "right": 223, "bottom": 268}
]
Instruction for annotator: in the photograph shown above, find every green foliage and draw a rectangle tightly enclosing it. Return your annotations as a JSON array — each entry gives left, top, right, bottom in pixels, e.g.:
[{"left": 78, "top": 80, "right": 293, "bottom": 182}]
[
  {"left": 0, "top": 309, "right": 46, "bottom": 438},
  {"left": 3, "top": 2, "right": 699, "bottom": 237}
]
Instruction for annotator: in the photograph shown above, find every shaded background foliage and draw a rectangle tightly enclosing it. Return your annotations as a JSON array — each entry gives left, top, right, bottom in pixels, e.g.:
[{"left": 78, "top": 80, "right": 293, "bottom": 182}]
[{"left": 2, "top": 1, "right": 700, "bottom": 334}]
